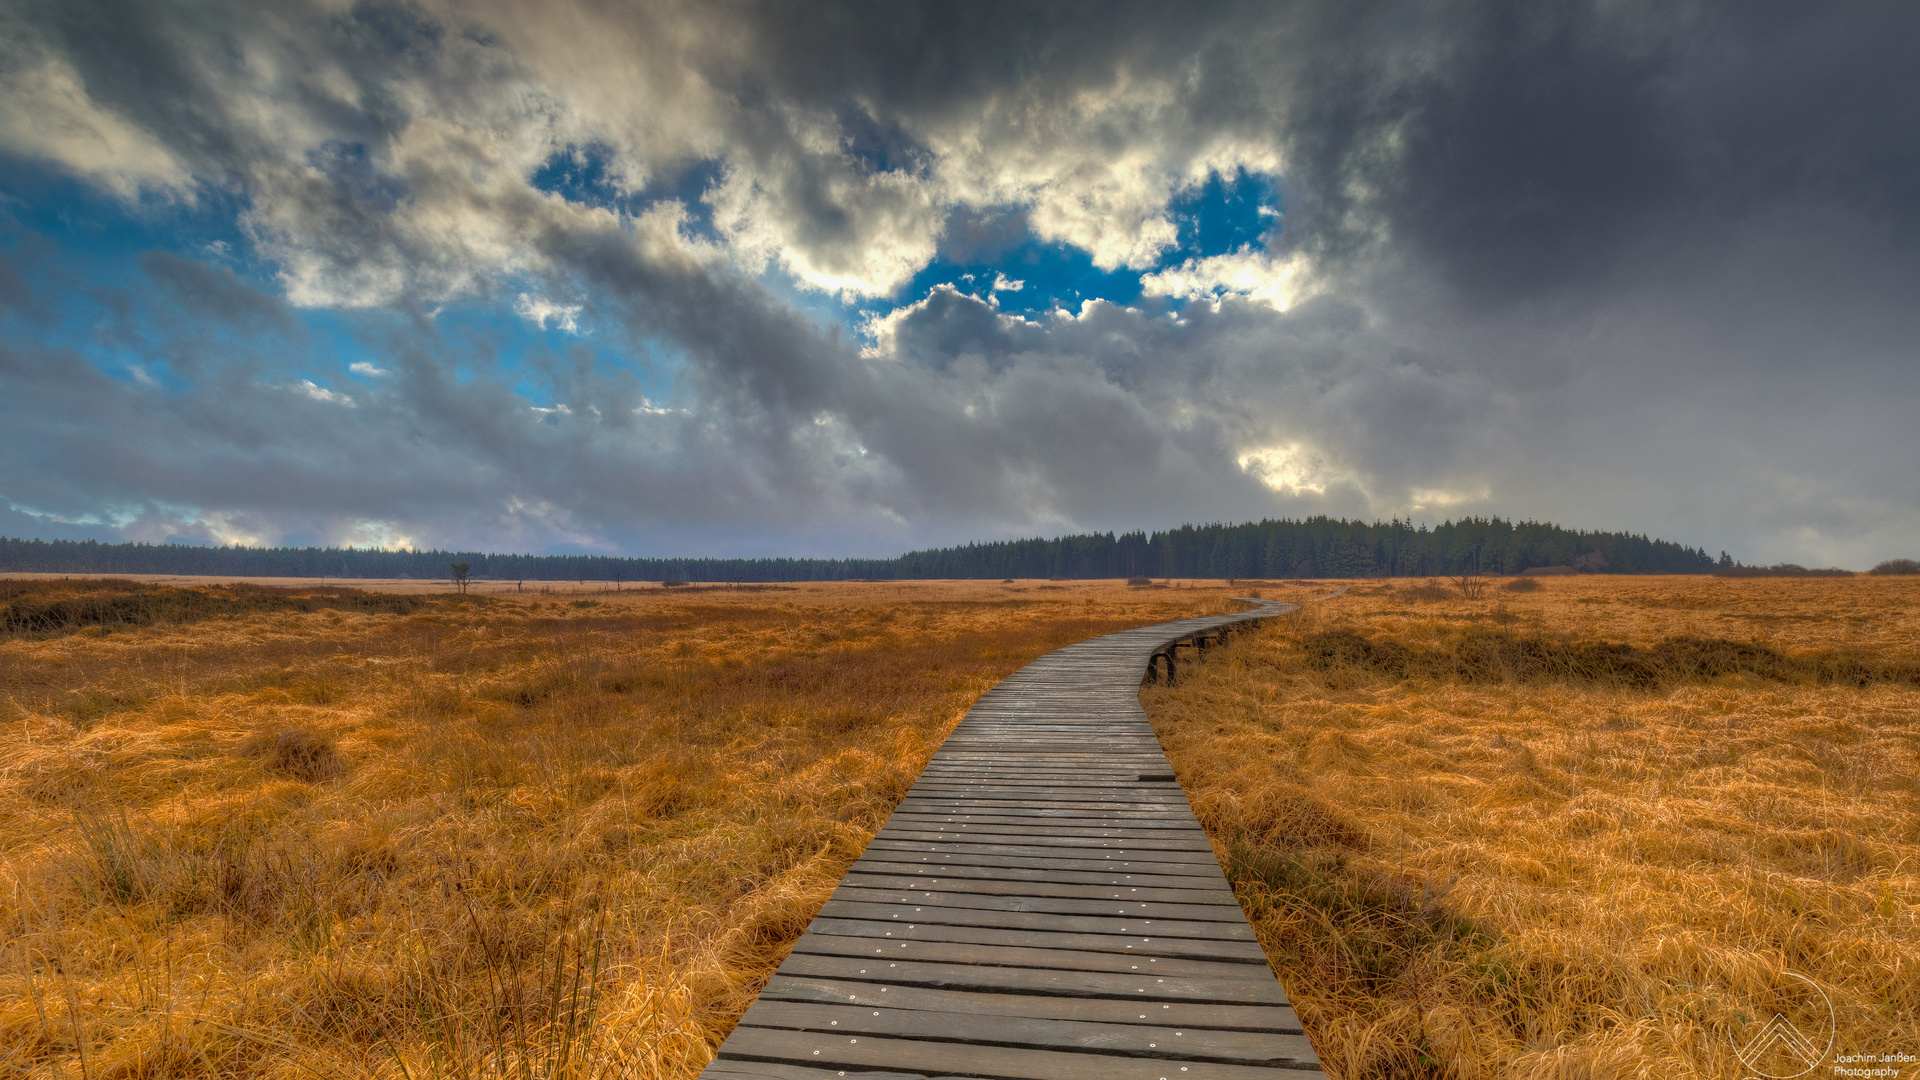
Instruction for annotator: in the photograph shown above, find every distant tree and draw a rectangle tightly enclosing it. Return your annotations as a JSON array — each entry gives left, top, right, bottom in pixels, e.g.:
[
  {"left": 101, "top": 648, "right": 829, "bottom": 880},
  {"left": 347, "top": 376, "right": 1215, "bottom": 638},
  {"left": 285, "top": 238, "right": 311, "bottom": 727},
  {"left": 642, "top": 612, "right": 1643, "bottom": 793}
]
[
  {"left": 1573, "top": 550, "right": 1610, "bottom": 572},
  {"left": 450, "top": 561, "right": 471, "bottom": 594},
  {"left": 1453, "top": 570, "right": 1489, "bottom": 599},
  {"left": 1870, "top": 558, "right": 1920, "bottom": 575},
  {"left": 1719, "top": 551, "right": 1734, "bottom": 569}
]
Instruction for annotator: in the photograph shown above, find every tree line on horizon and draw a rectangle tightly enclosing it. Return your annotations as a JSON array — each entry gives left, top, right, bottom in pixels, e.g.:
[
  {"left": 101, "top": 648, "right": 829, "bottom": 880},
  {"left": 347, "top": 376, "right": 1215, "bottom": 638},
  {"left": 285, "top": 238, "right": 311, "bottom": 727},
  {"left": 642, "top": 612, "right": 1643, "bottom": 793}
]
[{"left": 0, "top": 517, "right": 1720, "bottom": 582}]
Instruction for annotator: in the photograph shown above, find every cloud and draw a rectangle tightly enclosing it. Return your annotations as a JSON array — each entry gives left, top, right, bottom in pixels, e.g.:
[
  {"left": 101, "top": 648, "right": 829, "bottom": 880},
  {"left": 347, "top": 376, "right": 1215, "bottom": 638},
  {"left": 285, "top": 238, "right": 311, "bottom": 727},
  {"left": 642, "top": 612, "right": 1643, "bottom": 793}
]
[
  {"left": 513, "top": 293, "right": 583, "bottom": 333},
  {"left": 1140, "top": 248, "right": 1313, "bottom": 311},
  {"left": 0, "top": 25, "right": 192, "bottom": 199},
  {"left": 0, "top": 0, "right": 1915, "bottom": 567},
  {"left": 292, "top": 380, "right": 355, "bottom": 407}
]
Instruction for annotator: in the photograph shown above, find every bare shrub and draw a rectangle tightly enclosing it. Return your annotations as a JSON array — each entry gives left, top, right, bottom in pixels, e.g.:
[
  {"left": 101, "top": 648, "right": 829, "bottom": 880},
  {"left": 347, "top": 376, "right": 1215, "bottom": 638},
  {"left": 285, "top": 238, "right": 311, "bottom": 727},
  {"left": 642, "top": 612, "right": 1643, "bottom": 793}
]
[
  {"left": 1453, "top": 571, "right": 1490, "bottom": 599},
  {"left": 1404, "top": 578, "right": 1452, "bottom": 601},
  {"left": 236, "top": 727, "right": 345, "bottom": 781},
  {"left": 1870, "top": 558, "right": 1920, "bottom": 575}
]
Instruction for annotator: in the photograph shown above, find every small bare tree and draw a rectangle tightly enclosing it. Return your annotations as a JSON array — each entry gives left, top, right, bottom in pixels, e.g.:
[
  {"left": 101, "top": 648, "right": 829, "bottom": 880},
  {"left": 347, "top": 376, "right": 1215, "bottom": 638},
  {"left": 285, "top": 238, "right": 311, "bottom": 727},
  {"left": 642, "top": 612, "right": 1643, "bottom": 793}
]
[
  {"left": 1453, "top": 570, "right": 1489, "bottom": 599},
  {"left": 450, "top": 561, "right": 471, "bottom": 595}
]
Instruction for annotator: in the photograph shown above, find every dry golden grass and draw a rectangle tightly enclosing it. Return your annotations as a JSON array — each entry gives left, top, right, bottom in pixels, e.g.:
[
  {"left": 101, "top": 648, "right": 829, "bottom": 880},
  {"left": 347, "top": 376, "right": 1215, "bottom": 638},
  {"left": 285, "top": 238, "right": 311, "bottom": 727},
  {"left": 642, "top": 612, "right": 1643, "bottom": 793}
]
[
  {"left": 1147, "top": 575, "right": 1920, "bottom": 1079},
  {"left": 9, "top": 574, "right": 1916, "bottom": 1080},
  {"left": 0, "top": 577, "right": 1239, "bottom": 1079}
]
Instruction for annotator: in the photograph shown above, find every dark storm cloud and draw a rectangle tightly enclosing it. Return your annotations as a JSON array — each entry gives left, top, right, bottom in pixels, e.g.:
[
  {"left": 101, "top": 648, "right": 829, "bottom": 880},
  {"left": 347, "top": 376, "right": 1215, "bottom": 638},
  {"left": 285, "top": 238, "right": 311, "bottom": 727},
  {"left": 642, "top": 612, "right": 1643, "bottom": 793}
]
[{"left": 1, "top": 0, "right": 1916, "bottom": 562}]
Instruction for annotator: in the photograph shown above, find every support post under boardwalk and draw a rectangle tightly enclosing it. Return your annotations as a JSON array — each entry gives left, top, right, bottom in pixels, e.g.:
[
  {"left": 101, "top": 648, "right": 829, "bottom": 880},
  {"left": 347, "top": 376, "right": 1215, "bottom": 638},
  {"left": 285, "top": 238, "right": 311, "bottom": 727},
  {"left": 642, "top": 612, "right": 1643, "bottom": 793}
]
[{"left": 700, "top": 598, "right": 1329, "bottom": 1080}]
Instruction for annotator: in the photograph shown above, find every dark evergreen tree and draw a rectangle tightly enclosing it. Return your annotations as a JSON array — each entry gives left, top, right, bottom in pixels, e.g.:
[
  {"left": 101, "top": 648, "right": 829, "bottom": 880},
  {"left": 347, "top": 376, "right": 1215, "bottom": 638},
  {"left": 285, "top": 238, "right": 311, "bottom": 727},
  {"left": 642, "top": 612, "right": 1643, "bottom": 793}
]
[{"left": 0, "top": 516, "right": 1721, "bottom": 583}]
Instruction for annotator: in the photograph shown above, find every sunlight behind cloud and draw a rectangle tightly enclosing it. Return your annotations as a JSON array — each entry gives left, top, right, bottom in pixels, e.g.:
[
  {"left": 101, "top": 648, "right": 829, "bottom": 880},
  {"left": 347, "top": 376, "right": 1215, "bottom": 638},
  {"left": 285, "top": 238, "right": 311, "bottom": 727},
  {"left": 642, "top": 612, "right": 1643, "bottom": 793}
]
[
  {"left": 1140, "top": 249, "right": 1313, "bottom": 311},
  {"left": 1238, "top": 442, "right": 1341, "bottom": 495}
]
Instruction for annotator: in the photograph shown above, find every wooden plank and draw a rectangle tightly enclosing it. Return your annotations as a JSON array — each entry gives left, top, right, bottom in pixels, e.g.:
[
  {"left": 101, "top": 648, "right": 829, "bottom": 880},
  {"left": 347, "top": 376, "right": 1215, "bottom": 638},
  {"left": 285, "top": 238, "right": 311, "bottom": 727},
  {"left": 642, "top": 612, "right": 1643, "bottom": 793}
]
[
  {"left": 855, "top": 851, "right": 1228, "bottom": 882},
  {"left": 700, "top": 1061, "right": 928, "bottom": 1080},
  {"left": 738, "top": 1000, "right": 1320, "bottom": 1067},
  {"left": 863, "top": 838, "right": 1223, "bottom": 866},
  {"left": 792, "top": 931, "right": 1280, "bottom": 981},
  {"left": 848, "top": 864, "right": 1227, "bottom": 893},
  {"left": 772, "top": 954, "right": 1290, "bottom": 1005},
  {"left": 815, "top": 900, "right": 1260, "bottom": 940},
  {"left": 803, "top": 917, "right": 1271, "bottom": 963},
  {"left": 829, "top": 885, "right": 1248, "bottom": 921},
  {"left": 716, "top": 1026, "right": 1327, "bottom": 1080},
  {"left": 842, "top": 869, "right": 1234, "bottom": 902},
  {"left": 873, "top": 828, "right": 1219, "bottom": 853},
  {"left": 760, "top": 977, "right": 1303, "bottom": 1032}
]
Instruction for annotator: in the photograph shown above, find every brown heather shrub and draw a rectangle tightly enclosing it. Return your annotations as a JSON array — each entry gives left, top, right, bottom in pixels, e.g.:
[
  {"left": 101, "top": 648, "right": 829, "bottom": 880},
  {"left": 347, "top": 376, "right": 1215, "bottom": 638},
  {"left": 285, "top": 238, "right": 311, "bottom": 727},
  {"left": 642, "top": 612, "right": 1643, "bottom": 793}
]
[
  {"left": 0, "top": 577, "right": 431, "bottom": 635},
  {"left": 1501, "top": 575, "right": 1543, "bottom": 592},
  {"left": 1146, "top": 573, "right": 1920, "bottom": 1080}
]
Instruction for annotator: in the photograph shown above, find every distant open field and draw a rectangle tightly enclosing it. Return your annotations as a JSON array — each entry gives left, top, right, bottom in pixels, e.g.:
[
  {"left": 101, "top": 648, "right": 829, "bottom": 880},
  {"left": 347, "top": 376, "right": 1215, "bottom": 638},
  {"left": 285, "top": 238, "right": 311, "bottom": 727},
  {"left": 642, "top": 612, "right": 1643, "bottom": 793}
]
[{"left": 3, "top": 575, "right": 1916, "bottom": 1079}]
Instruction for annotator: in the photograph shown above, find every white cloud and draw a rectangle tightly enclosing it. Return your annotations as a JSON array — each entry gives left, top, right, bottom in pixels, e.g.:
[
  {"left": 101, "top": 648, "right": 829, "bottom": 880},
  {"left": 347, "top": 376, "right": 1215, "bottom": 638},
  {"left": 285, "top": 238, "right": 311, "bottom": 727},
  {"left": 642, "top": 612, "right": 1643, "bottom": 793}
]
[
  {"left": 514, "top": 293, "right": 584, "bottom": 333},
  {"left": 1140, "top": 248, "right": 1314, "bottom": 311},
  {"left": 293, "top": 380, "right": 356, "bottom": 407},
  {"left": 349, "top": 362, "right": 389, "bottom": 377},
  {"left": 705, "top": 156, "right": 945, "bottom": 298},
  {"left": 990, "top": 273, "right": 1024, "bottom": 292}
]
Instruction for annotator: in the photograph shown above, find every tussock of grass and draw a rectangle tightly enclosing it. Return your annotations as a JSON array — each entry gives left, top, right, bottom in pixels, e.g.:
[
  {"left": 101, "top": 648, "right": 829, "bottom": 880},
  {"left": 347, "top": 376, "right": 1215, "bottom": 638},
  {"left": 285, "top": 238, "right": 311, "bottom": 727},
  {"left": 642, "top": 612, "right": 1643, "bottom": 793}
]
[
  {"left": 0, "top": 580, "right": 1239, "bottom": 1079},
  {"left": 1148, "top": 574, "right": 1920, "bottom": 1079},
  {"left": 236, "top": 727, "right": 346, "bottom": 782}
]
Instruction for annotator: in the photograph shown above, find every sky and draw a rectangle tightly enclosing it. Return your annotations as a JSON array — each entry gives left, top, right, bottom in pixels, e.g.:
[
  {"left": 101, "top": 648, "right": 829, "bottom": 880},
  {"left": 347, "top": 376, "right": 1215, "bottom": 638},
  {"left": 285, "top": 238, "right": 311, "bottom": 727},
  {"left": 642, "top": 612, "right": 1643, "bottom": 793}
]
[{"left": 1, "top": 1, "right": 1916, "bottom": 565}]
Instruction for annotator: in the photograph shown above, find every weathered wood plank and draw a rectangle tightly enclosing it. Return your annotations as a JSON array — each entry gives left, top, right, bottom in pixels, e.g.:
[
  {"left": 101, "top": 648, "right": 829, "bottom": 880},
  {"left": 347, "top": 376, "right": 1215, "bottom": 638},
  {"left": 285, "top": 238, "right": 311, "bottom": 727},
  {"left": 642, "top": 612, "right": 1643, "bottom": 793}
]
[
  {"left": 775, "top": 951, "right": 1289, "bottom": 1005},
  {"left": 761, "top": 977, "right": 1303, "bottom": 1031},
  {"left": 830, "top": 885, "right": 1248, "bottom": 921},
  {"left": 715, "top": 1026, "right": 1327, "bottom": 1080},
  {"left": 791, "top": 932, "right": 1282, "bottom": 981},
  {"left": 803, "top": 917, "right": 1271, "bottom": 963},
  {"left": 815, "top": 899, "right": 1260, "bottom": 940},
  {"left": 737, "top": 1000, "right": 1320, "bottom": 1066}
]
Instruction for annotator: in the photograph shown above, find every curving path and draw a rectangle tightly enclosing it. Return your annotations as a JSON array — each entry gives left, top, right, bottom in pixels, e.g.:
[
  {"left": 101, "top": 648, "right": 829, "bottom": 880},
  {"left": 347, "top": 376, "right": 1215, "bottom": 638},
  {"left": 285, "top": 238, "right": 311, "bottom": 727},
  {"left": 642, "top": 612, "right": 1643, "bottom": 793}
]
[{"left": 700, "top": 597, "right": 1327, "bottom": 1080}]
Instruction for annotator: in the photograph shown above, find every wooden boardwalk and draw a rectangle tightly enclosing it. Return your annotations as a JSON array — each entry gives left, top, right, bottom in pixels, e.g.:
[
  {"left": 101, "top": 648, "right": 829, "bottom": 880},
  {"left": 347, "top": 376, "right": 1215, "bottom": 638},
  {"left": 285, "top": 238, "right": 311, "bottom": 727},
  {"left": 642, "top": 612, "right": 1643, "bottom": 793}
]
[{"left": 700, "top": 598, "right": 1328, "bottom": 1080}]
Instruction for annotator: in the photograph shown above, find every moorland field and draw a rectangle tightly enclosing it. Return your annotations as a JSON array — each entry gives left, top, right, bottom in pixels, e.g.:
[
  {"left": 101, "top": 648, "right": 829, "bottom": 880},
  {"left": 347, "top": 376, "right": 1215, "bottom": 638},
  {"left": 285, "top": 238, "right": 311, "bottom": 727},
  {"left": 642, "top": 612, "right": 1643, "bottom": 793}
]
[{"left": 1, "top": 575, "right": 1915, "bottom": 1079}]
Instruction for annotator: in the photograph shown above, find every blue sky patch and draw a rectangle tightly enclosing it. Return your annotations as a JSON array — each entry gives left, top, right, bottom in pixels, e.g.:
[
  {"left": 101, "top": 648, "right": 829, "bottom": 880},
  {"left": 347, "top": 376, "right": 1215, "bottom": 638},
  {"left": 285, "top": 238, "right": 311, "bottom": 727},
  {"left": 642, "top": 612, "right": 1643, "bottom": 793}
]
[
  {"left": 1169, "top": 168, "right": 1281, "bottom": 258},
  {"left": 851, "top": 168, "right": 1282, "bottom": 325}
]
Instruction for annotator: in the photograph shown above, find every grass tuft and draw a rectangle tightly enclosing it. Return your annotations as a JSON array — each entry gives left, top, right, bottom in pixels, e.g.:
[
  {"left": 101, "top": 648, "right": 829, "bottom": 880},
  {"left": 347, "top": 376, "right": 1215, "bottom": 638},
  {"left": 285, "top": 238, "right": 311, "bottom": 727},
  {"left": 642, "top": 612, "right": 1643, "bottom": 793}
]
[{"left": 237, "top": 727, "right": 347, "bottom": 781}]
